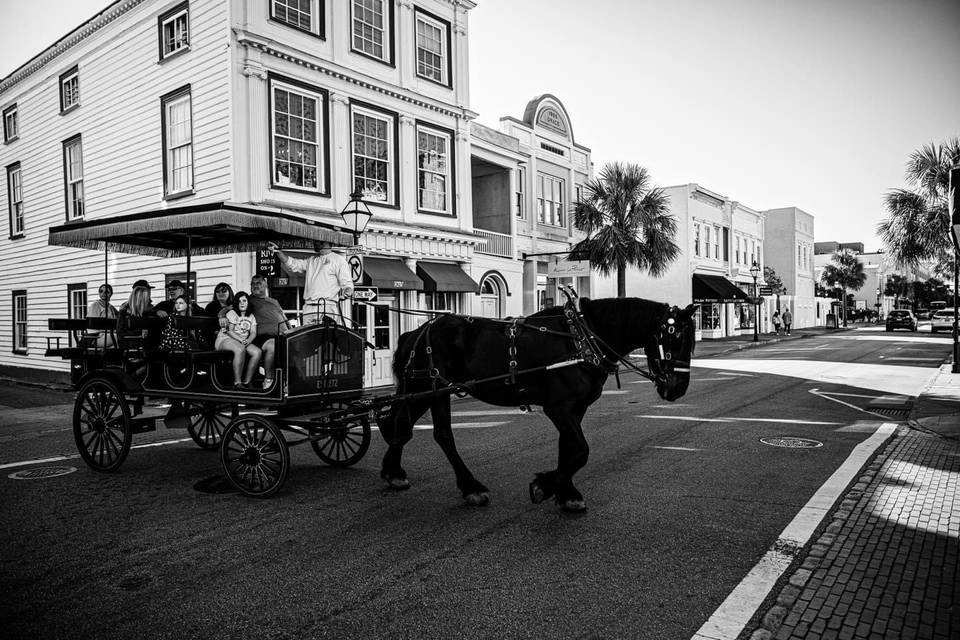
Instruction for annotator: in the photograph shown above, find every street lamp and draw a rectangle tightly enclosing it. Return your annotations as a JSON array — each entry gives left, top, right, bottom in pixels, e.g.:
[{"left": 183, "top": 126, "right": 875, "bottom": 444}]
[
  {"left": 340, "top": 191, "right": 373, "bottom": 245},
  {"left": 876, "top": 286, "right": 881, "bottom": 322},
  {"left": 749, "top": 261, "right": 760, "bottom": 342}
]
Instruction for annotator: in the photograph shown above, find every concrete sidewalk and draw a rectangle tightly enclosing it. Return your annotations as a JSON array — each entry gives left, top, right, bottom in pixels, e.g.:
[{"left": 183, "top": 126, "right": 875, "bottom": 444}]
[{"left": 738, "top": 362, "right": 960, "bottom": 640}]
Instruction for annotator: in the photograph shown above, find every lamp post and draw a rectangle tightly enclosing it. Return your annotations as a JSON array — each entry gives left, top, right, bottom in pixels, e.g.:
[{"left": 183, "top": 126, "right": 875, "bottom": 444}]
[
  {"left": 340, "top": 191, "right": 373, "bottom": 245},
  {"left": 750, "top": 261, "right": 760, "bottom": 342},
  {"left": 876, "top": 286, "right": 881, "bottom": 322}
]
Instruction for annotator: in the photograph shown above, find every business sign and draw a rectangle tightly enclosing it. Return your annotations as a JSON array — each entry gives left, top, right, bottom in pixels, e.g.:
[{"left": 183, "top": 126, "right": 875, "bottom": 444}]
[
  {"left": 345, "top": 245, "right": 367, "bottom": 256},
  {"left": 759, "top": 286, "right": 773, "bottom": 296},
  {"left": 257, "top": 249, "right": 279, "bottom": 276},
  {"left": 348, "top": 255, "right": 364, "bottom": 284},
  {"left": 547, "top": 259, "right": 591, "bottom": 277},
  {"left": 950, "top": 167, "right": 960, "bottom": 252},
  {"left": 353, "top": 288, "right": 377, "bottom": 301}
]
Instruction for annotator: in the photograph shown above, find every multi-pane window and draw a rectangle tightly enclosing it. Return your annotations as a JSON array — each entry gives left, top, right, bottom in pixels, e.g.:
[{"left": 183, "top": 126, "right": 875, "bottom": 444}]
[
  {"left": 272, "top": 0, "right": 318, "bottom": 33},
  {"left": 537, "top": 174, "right": 565, "bottom": 227},
  {"left": 68, "top": 283, "right": 87, "bottom": 347},
  {"left": 3, "top": 104, "right": 18, "bottom": 142},
  {"left": 353, "top": 0, "right": 390, "bottom": 62},
  {"left": 425, "top": 291, "right": 459, "bottom": 314},
  {"left": 694, "top": 224, "right": 701, "bottom": 256},
  {"left": 735, "top": 237, "right": 741, "bottom": 264},
  {"left": 271, "top": 79, "right": 324, "bottom": 193},
  {"left": 713, "top": 226, "right": 720, "bottom": 259},
  {"left": 515, "top": 166, "right": 526, "bottom": 219},
  {"left": 352, "top": 304, "right": 391, "bottom": 349},
  {"left": 159, "top": 3, "right": 190, "bottom": 59},
  {"left": 12, "top": 291, "right": 27, "bottom": 354},
  {"left": 7, "top": 163, "right": 23, "bottom": 236},
  {"left": 751, "top": 240, "right": 756, "bottom": 265},
  {"left": 162, "top": 88, "right": 193, "bottom": 195},
  {"left": 416, "top": 124, "right": 451, "bottom": 214},
  {"left": 63, "top": 136, "right": 84, "bottom": 219},
  {"left": 415, "top": 11, "right": 448, "bottom": 85},
  {"left": 59, "top": 67, "right": 79, "bottom": 112},
  {"left": 351, "top": 106, "right": 394, "bottom": 204}
]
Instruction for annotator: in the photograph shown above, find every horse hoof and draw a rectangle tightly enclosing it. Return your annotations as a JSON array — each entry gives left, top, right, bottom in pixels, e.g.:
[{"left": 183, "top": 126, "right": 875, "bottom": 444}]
[
  {"left": 561, "top": 499, "right": 587, "bottom": 513},
  {"left": 465, "top": 492, "right": 489, "bottom": 506},
  {"left": 529, "top": 481, "right": 546, "bottom": 504},
  {"left": 386, "top": 478, "right": 411, "bottom": 491}
]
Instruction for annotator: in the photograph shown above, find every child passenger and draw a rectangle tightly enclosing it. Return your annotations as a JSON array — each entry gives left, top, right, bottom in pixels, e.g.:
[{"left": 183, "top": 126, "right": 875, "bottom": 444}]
[{"left": 215, "top": 291, "right": 262, "bottom": 389}]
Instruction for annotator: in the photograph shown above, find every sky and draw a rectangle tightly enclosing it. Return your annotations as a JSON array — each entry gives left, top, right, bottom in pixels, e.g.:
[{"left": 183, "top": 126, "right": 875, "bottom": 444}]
[{"left": 2, "top": 0, "right": 958, "bottom": 252}]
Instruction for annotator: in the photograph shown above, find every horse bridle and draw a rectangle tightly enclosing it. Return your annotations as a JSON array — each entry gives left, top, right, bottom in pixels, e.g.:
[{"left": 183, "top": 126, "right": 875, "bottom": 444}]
[{"left": 648, "top": 306, "right": 692, "bottom": 380}]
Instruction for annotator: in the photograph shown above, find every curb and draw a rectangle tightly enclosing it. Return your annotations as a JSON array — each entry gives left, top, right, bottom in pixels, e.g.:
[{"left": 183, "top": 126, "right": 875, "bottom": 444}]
[{"left": 0, "top": 376, "right": 72, "bottom": 393}]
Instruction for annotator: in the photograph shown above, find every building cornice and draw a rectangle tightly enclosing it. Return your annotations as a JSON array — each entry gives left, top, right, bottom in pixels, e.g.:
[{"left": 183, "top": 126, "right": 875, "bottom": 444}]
[
  {"left": 236, "top": 29, "right": 478, "bottom": 121},
  {"left": 0, "top": 0, "right": 145, "bottom": 95}
]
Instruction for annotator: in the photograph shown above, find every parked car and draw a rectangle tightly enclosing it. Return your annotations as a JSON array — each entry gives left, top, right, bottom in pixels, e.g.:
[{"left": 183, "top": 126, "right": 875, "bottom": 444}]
[
  {"left": 915, "top": 308, "right": 932, "bottom": 320},
  {"left": 886, "top": 309, "right": 918, "bottom": 332},
  {"left": 931, "top": 310, "right": 956, "bottom": 333}
]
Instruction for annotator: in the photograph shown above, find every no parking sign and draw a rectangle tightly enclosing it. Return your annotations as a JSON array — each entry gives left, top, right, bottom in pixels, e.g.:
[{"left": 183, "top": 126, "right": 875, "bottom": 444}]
[{"left": 348, "top": 254, "right": 363, "bottom": 284}]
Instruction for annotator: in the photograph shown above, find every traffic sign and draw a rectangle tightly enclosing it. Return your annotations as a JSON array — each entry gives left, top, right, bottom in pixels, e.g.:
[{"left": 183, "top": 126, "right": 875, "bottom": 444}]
[
  {"left": 348, "top": 255, "right": 364, "bottom": 284},
  {"left": 353, "top": 288, "right": 377, "bottom": 301},
  {"left": 346, "top": 245, "right": 367, "bottom": 256}
]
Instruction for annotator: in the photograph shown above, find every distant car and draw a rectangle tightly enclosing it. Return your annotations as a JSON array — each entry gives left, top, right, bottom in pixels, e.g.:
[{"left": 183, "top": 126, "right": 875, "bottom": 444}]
[
  {"left": 930, "top": 310, "right": 956, "bottom": 333},
  {"left": 886, "top": 310, "right": 918, "bottom": 332}
]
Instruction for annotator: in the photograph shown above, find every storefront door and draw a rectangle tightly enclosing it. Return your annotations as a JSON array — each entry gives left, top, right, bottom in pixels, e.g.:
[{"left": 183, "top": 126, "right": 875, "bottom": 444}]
[{"left": 352, "top": 296, "right": 396, "bottom": 388}]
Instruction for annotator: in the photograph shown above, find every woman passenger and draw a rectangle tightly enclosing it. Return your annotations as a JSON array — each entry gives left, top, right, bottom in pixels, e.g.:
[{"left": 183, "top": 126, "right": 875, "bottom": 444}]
[
  {"left": 204, "top": 283, "right": 234, "bottom": 346},
  {"left": 86, "top": 283, "right": 118, "bottom": 348},
  {"left": 215, "top": 291, "right": 262, "bottom": 389}
]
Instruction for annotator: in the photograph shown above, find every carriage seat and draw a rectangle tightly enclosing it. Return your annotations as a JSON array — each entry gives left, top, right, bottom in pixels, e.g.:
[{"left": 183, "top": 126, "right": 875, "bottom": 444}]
[{"left": 45, "top": 317, "right": 120, "bottom": 358}]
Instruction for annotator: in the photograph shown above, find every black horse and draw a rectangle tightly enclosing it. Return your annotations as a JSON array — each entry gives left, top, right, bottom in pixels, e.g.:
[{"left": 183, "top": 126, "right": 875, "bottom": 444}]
[{"left": 376, "top": 297, "right": 696, "bottom": 511}]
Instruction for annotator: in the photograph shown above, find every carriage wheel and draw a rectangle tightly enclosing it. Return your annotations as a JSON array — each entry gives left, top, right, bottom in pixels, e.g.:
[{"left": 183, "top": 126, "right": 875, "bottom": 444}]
[
  {"left": 72, "top": 378, "right": 132, "bottom": 473},
  {"left": 220, "top": 415, "right": 289, "bottom": 498},
  {"left": 310, "top": 403, "right": 371, "bottom": 468},
  {"left": 185, "top": 402, "right": 236, "bottom": 450}
]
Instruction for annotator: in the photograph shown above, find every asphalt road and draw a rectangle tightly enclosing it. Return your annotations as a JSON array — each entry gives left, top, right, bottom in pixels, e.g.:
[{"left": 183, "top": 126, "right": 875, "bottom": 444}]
[{"left": 0, "top": 327, "right": 951, "bottom": 639}]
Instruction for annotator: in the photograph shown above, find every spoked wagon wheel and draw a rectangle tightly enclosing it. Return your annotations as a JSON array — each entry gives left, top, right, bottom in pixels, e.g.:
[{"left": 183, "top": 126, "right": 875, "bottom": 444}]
[
  {"left": 73, "top": 378, "right": 132, "bottom": 472},
  {"left": 310, "top": 403, "right": 371, "bottom": 468},
  {"left": 185, "top": 402, "right": 237, "bottom": 450},
  {"left": 220, "top": 415, "right": 289, "bottom": 498}
]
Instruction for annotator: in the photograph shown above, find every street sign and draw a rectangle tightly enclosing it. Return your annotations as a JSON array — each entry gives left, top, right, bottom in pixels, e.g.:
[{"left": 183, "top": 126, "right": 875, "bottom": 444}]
[
  {"left": 345, "top": 245, "right": 367, "bottom": 256},
  {"left": 759, "top": 286, "right": 773, "bottom": 296},
  {"left": 347, "top": 255, "right": 364, "bottom": 284},
  {"left": 547, "top": 259, "right": 590, "bottom": 277},
  {"left": 353, "top": 288, "right": 377, "bottom": 301}
]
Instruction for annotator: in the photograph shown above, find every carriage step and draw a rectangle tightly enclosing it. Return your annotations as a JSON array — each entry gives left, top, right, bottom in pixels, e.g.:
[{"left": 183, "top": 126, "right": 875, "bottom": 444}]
[{"left": 130, "top": 416, "right": 160, "bottom": 434}]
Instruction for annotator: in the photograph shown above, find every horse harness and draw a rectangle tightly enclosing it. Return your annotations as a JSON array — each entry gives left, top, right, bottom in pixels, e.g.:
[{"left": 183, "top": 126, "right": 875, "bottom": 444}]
[{"left": 400, "top": 300, "right": 690, "bottom": 393}]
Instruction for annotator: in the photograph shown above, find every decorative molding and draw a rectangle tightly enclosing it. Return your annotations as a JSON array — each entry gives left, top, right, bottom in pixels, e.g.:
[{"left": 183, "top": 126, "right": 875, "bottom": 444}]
[
  {"left": 235, "top": 31, "right": 468, "bottom": 120},
  {"left": 0, "top": 0, "right": 148, "bottom": 94},
  {"left": 330, "top": 92, "right": 350, "bottom": 105},
  {"left": 242, "top": 63, "right": 268, "bottom": 80},
  {"left": 399, "top": 114, "right": 416, "bottom": 127}
]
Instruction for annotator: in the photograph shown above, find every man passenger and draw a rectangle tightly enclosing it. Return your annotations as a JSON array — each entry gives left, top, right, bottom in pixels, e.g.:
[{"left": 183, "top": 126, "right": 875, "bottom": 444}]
[{"left": 248, "top": 274, "right": 290, "bottom": 390}]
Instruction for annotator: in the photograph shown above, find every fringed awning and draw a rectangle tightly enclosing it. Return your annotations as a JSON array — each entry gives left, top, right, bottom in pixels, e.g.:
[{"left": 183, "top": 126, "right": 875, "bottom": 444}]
[{"left": 48, "top": 201, "right": 354, "bottom": 257}]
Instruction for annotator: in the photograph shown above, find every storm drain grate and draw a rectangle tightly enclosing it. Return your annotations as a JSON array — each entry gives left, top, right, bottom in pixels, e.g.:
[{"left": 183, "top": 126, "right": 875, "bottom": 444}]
[
  {"left": 760, "top": 437, "right": 823, "bottom": 449},
  {"left": 8, "top": 466, "right": 78, "bottom": 480},
  {"left": 871, "top": 407, "right": 910, "bottom": 417}
]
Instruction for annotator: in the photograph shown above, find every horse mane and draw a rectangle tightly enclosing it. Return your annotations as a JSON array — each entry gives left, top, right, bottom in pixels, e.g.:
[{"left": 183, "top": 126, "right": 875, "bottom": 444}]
[{"left": 579, "top": 297, "right": 669, "bottom": 356}]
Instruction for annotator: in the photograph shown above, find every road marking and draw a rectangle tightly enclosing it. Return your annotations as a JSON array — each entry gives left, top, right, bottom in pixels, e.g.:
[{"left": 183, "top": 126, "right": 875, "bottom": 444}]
[
  {"left": 694, "top": 377, "right": 739, "bottom": 381},
  {"left": 884, "top": 357, "right": 944, "bottom": 361},
  {"left": 0, "top": 437, "right": 194, "bottom": 470},
  {"left": 451, "top": 410, "right": 530, "bottom": 416},
  {"left": 635, "top": 415, "right": 842, "bottom": 425},
  {"left": 691, "top": 423, "right": 897, "bottom": 640},
  {"left": 648, "top": 445, "right": 701, "bottom": 451},
  {"left": 602, "top": 390, "right": 629, "bottom": 395},
  {"left": 413, "top": 422, "right": 506, "bottom": 430},
  {"left": 809, "top": 388, "right": 892, "bottom": 419}
]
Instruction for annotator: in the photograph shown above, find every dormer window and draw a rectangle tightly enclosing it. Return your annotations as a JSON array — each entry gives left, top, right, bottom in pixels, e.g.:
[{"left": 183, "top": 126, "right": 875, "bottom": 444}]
[{"left": 2, "top": 104, "right": 17, "bottom": 142}]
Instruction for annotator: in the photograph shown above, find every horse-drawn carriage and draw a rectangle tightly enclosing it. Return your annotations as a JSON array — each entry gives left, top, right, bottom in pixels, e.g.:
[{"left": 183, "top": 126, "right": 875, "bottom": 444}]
[{"left": 45, "top": 206, "right": 697, "bottom": 510}]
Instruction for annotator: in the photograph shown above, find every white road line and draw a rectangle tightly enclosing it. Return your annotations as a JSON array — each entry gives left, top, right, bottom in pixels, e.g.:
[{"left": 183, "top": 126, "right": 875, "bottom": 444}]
[
  {"left": 809, "top": 388, "right": 890, "bottom": 418},
  {"left": 691, "top": 423, "right": 898, "bottom": 640},
  {"left": 602, "top": 390, "right": 629, "bottom": 395},
  {"left": 648, "top": 446, "right": 701, "bottom": 451},
  {"left": 694, "top": 377, "right": 739, "bottom": 381},
  {"left": 885, "top": 357, "right": 944, "bottom": 361},
  {"left": 635, "top": 415, "right": 842, "bottom": 425},
  {"left": 413, "top": 421, "right": 506, "bottom": 430},
  {"left": 451, "top": 410, "right": 529, "bottom": 416},
  {"left": 0, "top": 437, "right": 194, "bottom": 470}
]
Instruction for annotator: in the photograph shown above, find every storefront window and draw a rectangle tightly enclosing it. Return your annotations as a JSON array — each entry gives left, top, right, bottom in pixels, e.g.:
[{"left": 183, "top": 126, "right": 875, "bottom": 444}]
[
  {"left": 737, "top": 303, "right": 756, "bottom": 329},
  {"left": 697, "top": 303, "right": 721, "bottom": 330}
]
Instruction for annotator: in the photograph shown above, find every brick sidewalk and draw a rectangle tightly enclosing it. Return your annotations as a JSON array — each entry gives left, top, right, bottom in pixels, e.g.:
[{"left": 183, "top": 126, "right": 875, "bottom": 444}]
[{"left": 747, "top": 427, "right": 959, "bottom": 639}]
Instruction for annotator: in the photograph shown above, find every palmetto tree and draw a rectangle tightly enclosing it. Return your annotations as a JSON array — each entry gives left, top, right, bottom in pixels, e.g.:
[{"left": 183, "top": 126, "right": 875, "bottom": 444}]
[
  {"left": 821, "top": 250, "right": 867, "bottom": 327},
  {"left": 877, "top": 137, "right": 960, "bottom": 272},
  {"left": 570, "top": 162, "right": 679, "bottom": 297}
]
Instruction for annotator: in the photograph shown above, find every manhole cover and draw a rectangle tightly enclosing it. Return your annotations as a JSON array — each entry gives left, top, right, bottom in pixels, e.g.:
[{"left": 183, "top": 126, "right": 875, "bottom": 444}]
[
  {"left": 760, "top": 437, "right": 823, "bottom": 449},
  {"left": 8, "top": 466, "right": 78, "bottom": 480}
]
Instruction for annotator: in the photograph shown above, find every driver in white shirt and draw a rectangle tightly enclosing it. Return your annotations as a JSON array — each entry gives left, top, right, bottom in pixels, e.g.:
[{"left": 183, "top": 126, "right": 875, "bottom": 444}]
[{"left": 269, "top": 240, "right": 353, "bottom": 325}]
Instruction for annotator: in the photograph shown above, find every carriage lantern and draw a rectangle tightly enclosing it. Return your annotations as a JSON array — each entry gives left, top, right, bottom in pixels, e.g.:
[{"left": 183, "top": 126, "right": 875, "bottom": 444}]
[
  {"left": 749, "top": 261, "right": 760, "bottom": 342},
  {"left": 340, "top": 191, "right": 373, "bottom": 245}
]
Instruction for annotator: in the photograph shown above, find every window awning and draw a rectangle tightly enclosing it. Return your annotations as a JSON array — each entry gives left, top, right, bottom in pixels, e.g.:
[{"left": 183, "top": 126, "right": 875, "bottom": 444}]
[
  {"left": 362, "top": 257, "right": 423, "bottom": 290},
  {"left": 692, "top": 274, "right": 751, "bottom": 303},
  {"left": 416, "top": 262, "right": 480, "bottom": 292}
]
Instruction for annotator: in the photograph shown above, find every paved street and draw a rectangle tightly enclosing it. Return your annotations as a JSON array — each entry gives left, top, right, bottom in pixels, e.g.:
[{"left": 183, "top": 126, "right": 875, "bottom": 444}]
[{"left": 0, "top": 325, "right": 957, "bottom": 639}]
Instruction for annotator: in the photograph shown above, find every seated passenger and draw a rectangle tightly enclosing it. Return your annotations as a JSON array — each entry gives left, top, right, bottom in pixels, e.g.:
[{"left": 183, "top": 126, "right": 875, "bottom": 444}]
[
  {"left": 86, "top": 283, "right": 118, "bottom": 348},
  {"left": 215, "top": 291, "right": 262, "bottom": 389},
  {"left": 158, "top": 296, "right": 202, "bottom": 352},
  {"left": 116, "top": 285, "right": 158, "bottom": 377},
  {"left": 204, "top": 282, "right": 234, "bottom": 346}
]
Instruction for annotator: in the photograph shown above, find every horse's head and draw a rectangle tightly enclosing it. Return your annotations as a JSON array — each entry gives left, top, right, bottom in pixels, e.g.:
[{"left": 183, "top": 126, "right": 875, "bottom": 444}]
[{"left": 645, "top": 304, "right": 696, "bottom": 401}]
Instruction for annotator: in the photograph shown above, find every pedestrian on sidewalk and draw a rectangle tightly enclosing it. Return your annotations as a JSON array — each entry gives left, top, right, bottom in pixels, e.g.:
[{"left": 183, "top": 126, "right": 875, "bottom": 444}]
[
  {"left": 782, "top": 309, "right": 792, "bottom": 335},
  {"left": 772, "top": 310, "right": 781, "bottom": 335}
]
